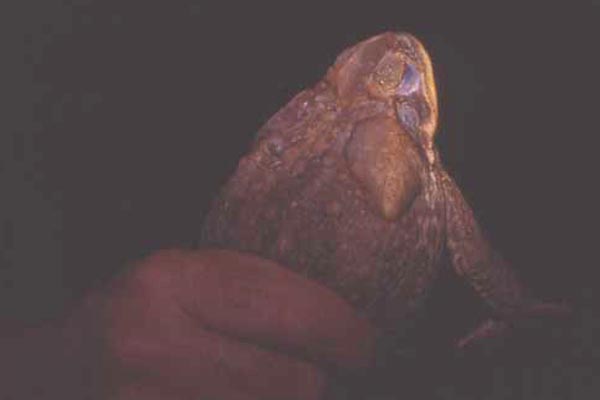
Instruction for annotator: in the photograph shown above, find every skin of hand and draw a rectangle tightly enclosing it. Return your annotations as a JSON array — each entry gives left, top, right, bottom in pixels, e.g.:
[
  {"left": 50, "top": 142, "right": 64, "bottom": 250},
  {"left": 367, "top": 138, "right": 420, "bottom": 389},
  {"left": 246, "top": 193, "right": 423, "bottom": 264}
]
[{"left": 1, "top": 249, "right": 375, "bottom": 400}]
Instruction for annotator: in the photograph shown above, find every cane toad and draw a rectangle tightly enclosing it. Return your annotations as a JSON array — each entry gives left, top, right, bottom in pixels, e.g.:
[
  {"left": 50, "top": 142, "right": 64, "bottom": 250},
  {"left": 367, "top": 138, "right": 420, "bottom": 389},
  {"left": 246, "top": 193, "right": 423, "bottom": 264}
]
[{"left": 201, "top": 32, "right": 566, "bottom": 348}]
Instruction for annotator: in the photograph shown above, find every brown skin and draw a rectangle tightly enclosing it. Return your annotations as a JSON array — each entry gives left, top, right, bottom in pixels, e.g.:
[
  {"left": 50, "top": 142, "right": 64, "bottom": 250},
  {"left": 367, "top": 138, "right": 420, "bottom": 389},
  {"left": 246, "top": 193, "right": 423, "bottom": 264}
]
[
  {"left": 202, "top": 32, "right": 568, "bottom": 350},
  {"left": 1, "top": 250, "right": 374, "bottom": 399}
]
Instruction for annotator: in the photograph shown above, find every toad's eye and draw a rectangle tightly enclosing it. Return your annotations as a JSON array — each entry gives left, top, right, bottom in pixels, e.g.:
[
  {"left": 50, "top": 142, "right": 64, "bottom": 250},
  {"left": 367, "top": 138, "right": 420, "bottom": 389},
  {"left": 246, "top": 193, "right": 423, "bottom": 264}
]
[
  {"left": 370, "top": 52, "right": 405, "bottom": 92},
  {"left": 397, "top": 63, "right": 420, "bottom": 96}
]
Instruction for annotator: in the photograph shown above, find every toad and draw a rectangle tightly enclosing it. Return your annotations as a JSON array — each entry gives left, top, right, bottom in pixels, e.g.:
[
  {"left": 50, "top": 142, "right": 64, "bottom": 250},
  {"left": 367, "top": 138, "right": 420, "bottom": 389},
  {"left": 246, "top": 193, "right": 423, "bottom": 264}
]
[{"left": 201, "top": 32, "right": 567, "bottom": 353}]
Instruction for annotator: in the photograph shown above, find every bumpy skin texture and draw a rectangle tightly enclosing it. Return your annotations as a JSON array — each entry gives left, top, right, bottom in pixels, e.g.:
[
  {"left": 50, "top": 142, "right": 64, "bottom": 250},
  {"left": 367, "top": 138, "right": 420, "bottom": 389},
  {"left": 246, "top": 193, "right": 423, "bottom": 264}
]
[{"left": 202, "top": 32, "right": 564, "bottom": 347}]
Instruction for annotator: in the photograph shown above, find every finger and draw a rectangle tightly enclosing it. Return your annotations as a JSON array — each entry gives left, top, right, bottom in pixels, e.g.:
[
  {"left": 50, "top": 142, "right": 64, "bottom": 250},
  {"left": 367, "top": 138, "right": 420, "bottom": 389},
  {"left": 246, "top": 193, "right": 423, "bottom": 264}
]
[
  {"left": 111, "top": 322, "right": 325, "bottom": 400},
  {"left": 162, "top": 249, "right": 375, "bottom": 370}
]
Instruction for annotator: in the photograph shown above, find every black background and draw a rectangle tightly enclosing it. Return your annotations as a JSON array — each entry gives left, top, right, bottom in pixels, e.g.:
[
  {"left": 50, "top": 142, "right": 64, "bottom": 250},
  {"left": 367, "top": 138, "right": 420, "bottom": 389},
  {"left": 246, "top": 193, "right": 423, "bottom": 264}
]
[{"left": 2, "top": 1, "right": 599, "bottom": 398}]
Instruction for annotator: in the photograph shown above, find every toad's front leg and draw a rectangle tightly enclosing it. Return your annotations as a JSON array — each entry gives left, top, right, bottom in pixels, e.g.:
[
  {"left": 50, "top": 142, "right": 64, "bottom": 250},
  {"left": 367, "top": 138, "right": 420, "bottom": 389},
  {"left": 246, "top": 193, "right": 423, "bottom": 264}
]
[{"left": 441, "top": 172, "right": 570, "bottom": 350}]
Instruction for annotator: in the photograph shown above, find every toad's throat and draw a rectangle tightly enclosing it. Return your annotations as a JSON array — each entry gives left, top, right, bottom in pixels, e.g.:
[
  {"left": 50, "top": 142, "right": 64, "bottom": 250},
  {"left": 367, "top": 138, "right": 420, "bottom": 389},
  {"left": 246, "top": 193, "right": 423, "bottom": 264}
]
[{"left": 345, "top": 116, "right": 423, "bottom": 220}]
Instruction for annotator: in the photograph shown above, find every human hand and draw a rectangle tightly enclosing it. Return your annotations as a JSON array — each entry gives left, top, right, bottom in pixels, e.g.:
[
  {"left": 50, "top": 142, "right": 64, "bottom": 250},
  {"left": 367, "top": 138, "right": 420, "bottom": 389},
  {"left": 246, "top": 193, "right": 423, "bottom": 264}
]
[{"left": 74, "top": 249, "right": 375, "bottom": 399}]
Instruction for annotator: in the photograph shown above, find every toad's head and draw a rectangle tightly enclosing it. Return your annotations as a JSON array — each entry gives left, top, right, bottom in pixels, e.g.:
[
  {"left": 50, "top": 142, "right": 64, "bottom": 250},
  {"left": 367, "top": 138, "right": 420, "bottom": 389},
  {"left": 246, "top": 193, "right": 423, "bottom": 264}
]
[{"left": 327, "top": 32, "right": 438, "bottom": 153}]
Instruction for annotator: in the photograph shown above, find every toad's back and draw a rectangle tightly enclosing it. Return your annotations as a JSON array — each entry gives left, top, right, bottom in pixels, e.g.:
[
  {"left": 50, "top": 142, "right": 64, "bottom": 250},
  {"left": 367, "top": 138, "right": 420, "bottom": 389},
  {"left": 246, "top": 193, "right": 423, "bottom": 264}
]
[
  {"left": 202, "top": 157, "right": 446, "bottom": 331},
  {"left": 201, "top": 32, "right": 455, "bottom": 332},
  {"left": 204, "top": 32, "right": 559, "bottom": 365},
  {"left": 201, "top": 68, "right": 448, "bottom": 330}
]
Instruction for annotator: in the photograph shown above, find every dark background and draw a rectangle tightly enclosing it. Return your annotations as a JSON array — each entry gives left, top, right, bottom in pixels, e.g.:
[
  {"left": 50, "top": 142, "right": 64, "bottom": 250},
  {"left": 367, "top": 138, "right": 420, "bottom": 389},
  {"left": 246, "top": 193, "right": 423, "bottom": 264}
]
[{"left": 2, "top": 1, "right": 599, "bottom": 398}]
